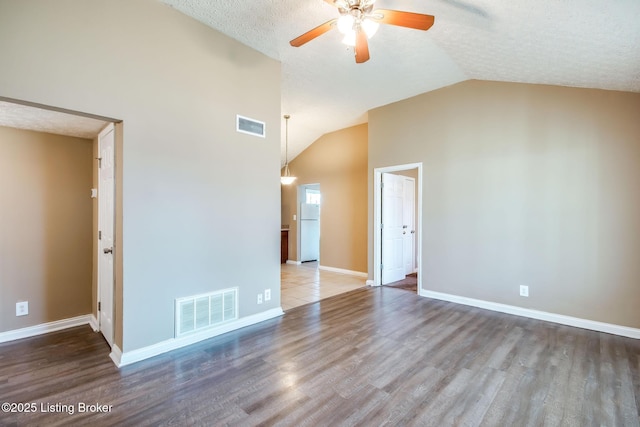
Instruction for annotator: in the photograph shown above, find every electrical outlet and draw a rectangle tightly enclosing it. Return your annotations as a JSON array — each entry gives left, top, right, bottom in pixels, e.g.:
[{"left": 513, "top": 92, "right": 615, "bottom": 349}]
[
  {"left": 520, "top": 285, "right": 529, "bottom": 297},
  {"left": 257, "top": 293, "right": 263, "bottom": 304},
  {"left": 16, "top": 301, "right": 29, "bottom": 316},
  {"left": 264, "top": 289, "right": 271, "bottom": 301}
]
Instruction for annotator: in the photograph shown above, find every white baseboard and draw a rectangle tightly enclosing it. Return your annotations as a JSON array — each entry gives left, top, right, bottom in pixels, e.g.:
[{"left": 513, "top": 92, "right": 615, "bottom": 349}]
[
  {"left": 113, "top": 307, "right": 285, "bottom": 368},
  {"left": 421, "top": 290, "right": 640, "bottom": 340},
  {"left": 365, "top": 280, "right": 375, "bottom": 286},
  {"left": 89, "top": 314, "right": 99, "bottom": 332},
  {"left": 318, "top": 265, "right": 367, "bottom": 278},
  {"left": 0, "top": 314, "right": 94, "bottom": 344},
  {"left": 286, "top": 260, "right": 301, "bottom": 265},
  {"left": 110, "top": 344, "right": 123, "bottom": 367}
]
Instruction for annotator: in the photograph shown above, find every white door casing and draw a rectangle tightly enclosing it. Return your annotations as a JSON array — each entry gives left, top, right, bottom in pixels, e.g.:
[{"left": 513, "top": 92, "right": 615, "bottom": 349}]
[
  {"left": 381, "top": 173, "right": 405, "bottom": 284},
  {"left": 98, "top": 123, "right": 115, "bottom": 347},
  {"left": 403, "top": 177, "right": 416, "bottom": 274}
]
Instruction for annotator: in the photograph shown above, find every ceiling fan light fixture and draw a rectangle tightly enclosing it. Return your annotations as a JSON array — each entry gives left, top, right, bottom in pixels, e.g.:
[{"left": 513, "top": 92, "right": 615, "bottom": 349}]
[
  {"left": 337, "top": 14, "right": 355, "bottom": 34},
  {"left": 341, "top": 30, "right": 356, "bottom": 46},
  {"left": 362, "top": 18, "right": 379, "bottom": 38}
]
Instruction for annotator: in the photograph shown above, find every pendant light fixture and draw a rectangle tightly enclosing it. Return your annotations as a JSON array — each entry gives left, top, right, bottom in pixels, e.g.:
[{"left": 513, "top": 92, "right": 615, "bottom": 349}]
[{"left": 281, "top": 114, "right": 297, "bottom": 185}]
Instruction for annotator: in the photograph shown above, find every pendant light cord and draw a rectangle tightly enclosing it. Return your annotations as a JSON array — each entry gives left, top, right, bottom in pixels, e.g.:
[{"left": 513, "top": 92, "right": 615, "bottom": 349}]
[
  {"left": 281, "top": 115, "right": 296, "bottom": 184},
  {"left": 284, "top": 114, "right": 290, "bottom": 173}
]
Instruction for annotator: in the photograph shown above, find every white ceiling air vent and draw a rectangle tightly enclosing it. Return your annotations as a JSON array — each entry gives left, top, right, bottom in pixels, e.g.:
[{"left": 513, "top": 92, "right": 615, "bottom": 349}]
[
  {"left": 236, "top": 115, "right": 265, "bottom": 138},
  {"left": 175, "top": 288, "right": 238, "bottom": 337}
]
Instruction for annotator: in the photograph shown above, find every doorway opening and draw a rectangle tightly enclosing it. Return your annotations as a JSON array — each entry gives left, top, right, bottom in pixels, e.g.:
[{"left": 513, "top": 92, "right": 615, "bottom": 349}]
[
  {"left": 373, "top": 163, "right": 422, "bottom": 294},
  {"left": 0, "top": 96, "right": 120, "bottom": 348}
]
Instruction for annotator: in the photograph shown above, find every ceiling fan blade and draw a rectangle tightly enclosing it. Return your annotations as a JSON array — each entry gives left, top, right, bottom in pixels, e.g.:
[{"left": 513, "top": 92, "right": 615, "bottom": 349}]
[
  {"left": 370, "top": 9, "right": 435, "bottom": 31},
  {"left": 355, "top": 29, "right": 370, "bottom": 63},
  {"left": 290, "top": 19, "right": 337, "bottom": 47}
]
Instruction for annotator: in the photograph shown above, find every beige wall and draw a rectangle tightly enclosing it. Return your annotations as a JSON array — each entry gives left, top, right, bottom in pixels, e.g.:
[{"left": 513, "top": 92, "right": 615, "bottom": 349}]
[
  {"left": 369, "top": 80, "right": 640, "bottom": 329},
  {"left": 0, "top": 126, "right": 93, "bottom": 332},
  {"left": 0, "top": 0, "right": 281, "bottom": 351},
  {"left": 282, "top": 124, "right": 368, "bottom": 273}
]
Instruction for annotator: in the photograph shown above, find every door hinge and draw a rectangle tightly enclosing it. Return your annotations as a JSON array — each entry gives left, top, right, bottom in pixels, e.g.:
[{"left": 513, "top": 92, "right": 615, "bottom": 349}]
[
  {"left": 97, "top": 157, "right": 102, "bottom": 168},
  {"left": 381, "top": 182, "right": 385, "bottom": 189},
  {"left": 380, "top": 223, "right": 384, "bottom": 229},
  {"left": 98, "top": 230, "right": 102, "bottom": 240},
  {"left": 98, "top": 301, "right": 101, "bottom": 311},
  {"left": 380, "top": 264, "right": 384, "bottom": 270}
]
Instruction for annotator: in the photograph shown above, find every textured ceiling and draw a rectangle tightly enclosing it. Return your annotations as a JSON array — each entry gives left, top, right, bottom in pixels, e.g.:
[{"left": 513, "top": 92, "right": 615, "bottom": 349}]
[
  {"left": 165, "top": 0, "right": 640, "bottom": 163},
  {"left": 0, "top": 101, "right": 108, "bottom": 139}
]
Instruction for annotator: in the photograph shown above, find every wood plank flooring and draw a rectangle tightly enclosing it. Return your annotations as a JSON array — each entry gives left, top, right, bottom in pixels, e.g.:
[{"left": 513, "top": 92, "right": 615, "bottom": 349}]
[
  {"left": 384, "top": 273, "right": 418, "bottom": 293},
  {"left": 1, "top": 286, "right": 639, "bottom": 426}
]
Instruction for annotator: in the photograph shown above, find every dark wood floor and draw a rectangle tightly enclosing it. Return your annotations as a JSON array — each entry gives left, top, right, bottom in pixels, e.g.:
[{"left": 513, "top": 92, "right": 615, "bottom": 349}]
[
  {"left": 1, "top": 286, "right": 639, "bottom": 426},
  {"left": 385, "top": 273, "right": 418, "bottom": 293}
]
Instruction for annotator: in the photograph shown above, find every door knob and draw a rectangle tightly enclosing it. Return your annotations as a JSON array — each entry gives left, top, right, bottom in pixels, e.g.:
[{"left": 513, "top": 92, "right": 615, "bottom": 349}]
[
  {"left": 403, "top": 231, "right": 406, "bottom": 235},
  {"left": 411, "top": 230, "right": 415, "bottom": 234},
  {"left": 103, "top": 247, "right": 113, "bottom": 254}
]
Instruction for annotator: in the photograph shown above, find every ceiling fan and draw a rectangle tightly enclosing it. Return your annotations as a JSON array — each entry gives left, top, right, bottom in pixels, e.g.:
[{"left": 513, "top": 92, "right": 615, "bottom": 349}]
[{"left": 290, "top": 0, "right": 435, "bottom": 63}]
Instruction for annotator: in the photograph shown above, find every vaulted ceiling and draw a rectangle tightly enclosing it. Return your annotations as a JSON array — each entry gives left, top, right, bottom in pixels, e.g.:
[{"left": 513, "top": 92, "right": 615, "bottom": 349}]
[{"left": 162, "top": 0, "right": 640, "bottom": 163}]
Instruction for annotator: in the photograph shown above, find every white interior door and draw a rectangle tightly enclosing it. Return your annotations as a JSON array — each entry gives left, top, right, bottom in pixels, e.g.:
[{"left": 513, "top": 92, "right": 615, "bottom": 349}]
[
  {"left": 98, "top": 123, "right": 115, "bottom": 347},
  {"left": 403, "top": 177, "right": 416, "bottom": 274},
  {"left": 382, "top": 173, "right": 405, "bottom": 284}
]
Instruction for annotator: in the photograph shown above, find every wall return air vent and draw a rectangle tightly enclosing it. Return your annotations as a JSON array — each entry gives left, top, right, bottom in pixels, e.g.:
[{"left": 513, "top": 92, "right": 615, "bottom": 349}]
[
  {"left": 175, "top": 288, "right": 238, "bottom": 337},
  {"left": 236, "top": 115, "right": 265, "bottom": 138}
]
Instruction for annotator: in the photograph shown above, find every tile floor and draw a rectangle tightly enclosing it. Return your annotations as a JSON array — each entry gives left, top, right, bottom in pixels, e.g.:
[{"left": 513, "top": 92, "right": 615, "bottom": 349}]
[{"left": 280, "top": 262, "right": 367, "bottom": 310}]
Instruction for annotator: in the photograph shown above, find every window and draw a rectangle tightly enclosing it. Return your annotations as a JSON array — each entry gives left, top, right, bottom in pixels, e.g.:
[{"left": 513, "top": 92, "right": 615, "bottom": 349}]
[{"left": 305, "top": 189, "right": 321, "bottom": 205}]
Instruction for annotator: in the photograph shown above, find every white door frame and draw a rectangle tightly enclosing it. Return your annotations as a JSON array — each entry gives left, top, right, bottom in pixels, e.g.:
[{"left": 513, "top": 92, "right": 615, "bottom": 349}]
[
  {"left": 373, "top": 163, "right": 423, "bottom": 292},
  {"left": 97, "top": 123, "right": 116, "bottom": 347}
]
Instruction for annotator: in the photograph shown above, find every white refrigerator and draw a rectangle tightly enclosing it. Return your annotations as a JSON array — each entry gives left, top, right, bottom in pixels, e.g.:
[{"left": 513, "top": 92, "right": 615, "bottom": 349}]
[{"left": 300, "top": 203, "right": 320, "bottom": 262}]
